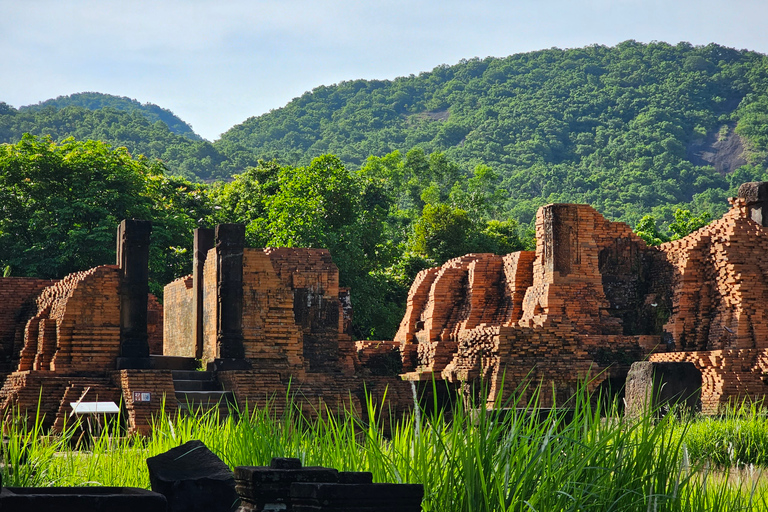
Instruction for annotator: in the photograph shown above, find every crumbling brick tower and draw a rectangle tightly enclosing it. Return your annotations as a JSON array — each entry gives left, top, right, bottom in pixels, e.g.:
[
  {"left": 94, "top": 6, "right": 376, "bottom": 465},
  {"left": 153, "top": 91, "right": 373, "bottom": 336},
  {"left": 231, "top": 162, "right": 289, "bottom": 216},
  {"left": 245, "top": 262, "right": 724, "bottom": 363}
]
[
  {"left": 650, "top": 182, "right": 768, "bottom": 412},
  {"left": 398, "top": 203, "right": 670, "bottom": 407},
  {"left": 0, "top": 220, "right": 164, "bottom": 432}
]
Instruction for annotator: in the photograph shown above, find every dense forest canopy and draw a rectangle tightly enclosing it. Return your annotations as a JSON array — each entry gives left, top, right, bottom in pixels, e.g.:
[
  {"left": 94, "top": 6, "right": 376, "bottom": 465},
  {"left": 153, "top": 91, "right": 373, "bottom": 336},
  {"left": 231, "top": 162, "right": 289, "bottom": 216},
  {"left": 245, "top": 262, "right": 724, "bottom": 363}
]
[
  {"left": 3, "top": 42, "right": 768, "bottom": 228},
  {"left": 20, "top": 92, "right": 201, "bottom": 140},
  {"left": 3, "top": 41, "right": 768, "bottom": 337}
]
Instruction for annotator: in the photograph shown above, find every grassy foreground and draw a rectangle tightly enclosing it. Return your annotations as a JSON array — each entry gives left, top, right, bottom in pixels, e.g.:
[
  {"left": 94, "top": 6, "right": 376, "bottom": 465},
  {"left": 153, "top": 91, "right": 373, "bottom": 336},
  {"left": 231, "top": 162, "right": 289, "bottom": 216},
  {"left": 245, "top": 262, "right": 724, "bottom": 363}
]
[{"left": 2, "top": 386, "right": 768, "bottom": 512}]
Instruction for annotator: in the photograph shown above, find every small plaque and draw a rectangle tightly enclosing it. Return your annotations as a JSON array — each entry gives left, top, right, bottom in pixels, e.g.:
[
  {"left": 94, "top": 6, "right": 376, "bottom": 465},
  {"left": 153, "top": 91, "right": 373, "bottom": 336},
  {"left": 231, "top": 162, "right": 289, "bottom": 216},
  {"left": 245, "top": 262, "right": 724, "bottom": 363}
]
[{"left": 133, "top": 391, "right": 151, "bottom": 403}]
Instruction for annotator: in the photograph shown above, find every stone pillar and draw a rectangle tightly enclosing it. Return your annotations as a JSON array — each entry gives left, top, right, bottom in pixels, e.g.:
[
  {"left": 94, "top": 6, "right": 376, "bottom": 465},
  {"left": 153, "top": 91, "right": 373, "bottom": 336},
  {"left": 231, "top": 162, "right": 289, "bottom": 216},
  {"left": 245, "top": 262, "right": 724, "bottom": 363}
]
[
  {"left": 215, "top": 224, "right": 245, "bottom": 360},
  {"left": 117, "top": 219, "right": 152, "bottom": 366},
  {"left": 738, "top": 182, "right": 768, "bottom": 227},
  {"left": 541, "top": 204, "right": 578, "bottom": 275},
  {"left": 193, "top": 228, "right": 215, "bottom": 360}
]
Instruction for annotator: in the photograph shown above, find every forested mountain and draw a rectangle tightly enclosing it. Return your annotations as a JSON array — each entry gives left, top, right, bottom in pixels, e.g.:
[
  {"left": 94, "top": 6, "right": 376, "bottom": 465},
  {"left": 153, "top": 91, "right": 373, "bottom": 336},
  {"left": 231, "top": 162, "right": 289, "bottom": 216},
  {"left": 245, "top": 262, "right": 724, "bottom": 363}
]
[
  {"left": 0, "top": 101, "right": 258, "bottom": 181},
  {"left": 20, "top": 92, "right": 201, "bottom": 140},
  {"left": 5, "top": 41, "right": 768, "bottom": 338},
  {"left": 3, "top": 42, "right": 768, "bottom": 227},
  {"left": 221, "top": 41, "right": 768, "bottom": 226}
]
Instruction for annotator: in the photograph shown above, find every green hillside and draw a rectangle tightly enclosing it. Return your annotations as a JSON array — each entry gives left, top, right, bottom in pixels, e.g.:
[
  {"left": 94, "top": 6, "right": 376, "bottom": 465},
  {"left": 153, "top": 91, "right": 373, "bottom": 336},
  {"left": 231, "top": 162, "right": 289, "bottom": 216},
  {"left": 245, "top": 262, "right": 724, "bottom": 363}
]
[
  {"left": 3, "top": 41, "right": 768, "bottom": 227},
  {"left": 219, "top": 41, "right": 768, "bottom": 226},
  {"left": 0, "top": 101, "right": 257, "bottom": 181},
  {"left": 20, "top": 92, "right": 201, "bottom": 140}
]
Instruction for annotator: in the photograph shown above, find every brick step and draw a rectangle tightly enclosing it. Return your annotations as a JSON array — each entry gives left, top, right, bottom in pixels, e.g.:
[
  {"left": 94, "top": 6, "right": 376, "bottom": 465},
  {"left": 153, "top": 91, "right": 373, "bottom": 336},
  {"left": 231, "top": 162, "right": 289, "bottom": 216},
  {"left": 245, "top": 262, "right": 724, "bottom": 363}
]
[
  {"left": 171, "top": 370, "right": 214, "bottom": 381},
  {"left": 175, "top": 390, "right": 235, "bottom": 418},
  {"left": 175, "top": 390, "right": 235, "bottom": 406},
  {"left": 173, "top": 379, "right": 222, "bottom": 392}
]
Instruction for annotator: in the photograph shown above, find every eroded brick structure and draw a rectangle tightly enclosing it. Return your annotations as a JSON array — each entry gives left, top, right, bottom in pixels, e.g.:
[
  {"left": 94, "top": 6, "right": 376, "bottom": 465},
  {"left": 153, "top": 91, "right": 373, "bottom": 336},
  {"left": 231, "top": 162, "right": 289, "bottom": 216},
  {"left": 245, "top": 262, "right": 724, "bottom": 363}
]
[
  {"left": 397, "top": 204, "right": 667, "bottom": 407},
  {"left": 163, "top": 230, "right": 410, "bottom": 420},
  {"left": 396, "top": 185, "right": 768, "bottom": 411},
  {"left": 0, "top": 220, "right": 165, "bottom": 433},
  {"left": 648, "top": 183, "right": 768, "bottom": 412}
]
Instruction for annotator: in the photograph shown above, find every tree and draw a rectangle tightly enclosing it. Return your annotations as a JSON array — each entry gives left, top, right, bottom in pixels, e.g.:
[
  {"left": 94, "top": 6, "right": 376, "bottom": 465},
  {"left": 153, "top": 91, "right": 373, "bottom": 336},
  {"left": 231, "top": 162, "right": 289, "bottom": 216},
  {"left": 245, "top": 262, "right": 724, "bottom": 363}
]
[
  {"left": 0, "top": 135, "right": 206, "bottom": 295},
  {"left": 634, "top": 215, "right": 670, "bottom": 246}
]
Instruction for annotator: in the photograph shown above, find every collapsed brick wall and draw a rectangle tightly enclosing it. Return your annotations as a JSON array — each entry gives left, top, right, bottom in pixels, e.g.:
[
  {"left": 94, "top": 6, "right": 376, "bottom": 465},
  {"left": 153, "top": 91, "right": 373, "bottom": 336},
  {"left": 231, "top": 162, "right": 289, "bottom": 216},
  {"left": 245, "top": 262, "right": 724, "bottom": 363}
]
[
  {"left": 660, "top": 200, "right": 768, "bottom": 351},
  {"left": 648, "top": 197, "right": 768, "bottom": 411},
  {"left": 240, "top": 249, "right": 304, "bottom": 372},
  {"left": 650, "top": 349, "right": 768, "bottom": 414},
  {"left": 265, "top": 248, "right": 353, "bottom": 374},
  {"left": 163, "top": 275, "right": 194, "bottom": 357},
  {"left": 15, "top": 265, "right": 122, "bottom": 373},
  {"left": 0, "top": 267, "right": 165, "bottom": 433},
  {"left": 0, "top": 278, "right": 57, "bottom": 379},
  {"left": 397, "top": 203, "right": 664, "bottom": 406}
]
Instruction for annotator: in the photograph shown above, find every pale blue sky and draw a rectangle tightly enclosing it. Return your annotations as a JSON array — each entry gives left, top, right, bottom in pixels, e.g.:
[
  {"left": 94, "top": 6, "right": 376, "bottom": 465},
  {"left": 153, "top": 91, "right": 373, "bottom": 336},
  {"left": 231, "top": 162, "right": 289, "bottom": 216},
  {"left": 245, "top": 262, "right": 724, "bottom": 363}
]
[{"left": 2, "top": 0, "right": 768, "bottom": 140}]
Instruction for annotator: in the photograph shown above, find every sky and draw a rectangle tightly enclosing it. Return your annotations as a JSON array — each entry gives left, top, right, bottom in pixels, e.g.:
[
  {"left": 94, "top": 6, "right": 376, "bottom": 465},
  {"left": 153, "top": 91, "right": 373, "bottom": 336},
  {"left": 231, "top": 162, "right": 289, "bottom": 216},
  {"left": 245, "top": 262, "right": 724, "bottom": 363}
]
[{"left": 2, "top": 0, "right": 768, "bottom": 141}]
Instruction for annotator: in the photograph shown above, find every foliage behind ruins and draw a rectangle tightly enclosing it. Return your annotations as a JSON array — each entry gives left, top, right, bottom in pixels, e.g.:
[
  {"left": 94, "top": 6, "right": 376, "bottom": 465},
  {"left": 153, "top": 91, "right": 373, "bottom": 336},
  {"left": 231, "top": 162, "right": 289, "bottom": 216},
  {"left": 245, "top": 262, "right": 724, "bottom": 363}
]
[{"left": 3, "top": 41, "right": 768, "bottom": 337}]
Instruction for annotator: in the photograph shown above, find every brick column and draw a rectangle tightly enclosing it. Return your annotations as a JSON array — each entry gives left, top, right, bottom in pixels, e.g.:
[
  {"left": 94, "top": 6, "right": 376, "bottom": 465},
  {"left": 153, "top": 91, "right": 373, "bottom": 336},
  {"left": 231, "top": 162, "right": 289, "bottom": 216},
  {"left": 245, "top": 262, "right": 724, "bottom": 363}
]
[
  {"left": 117, "top": 219, "right": 152, "bottom": 366},
  {"left": 216, "top": 224, "right": 245, "bottom": 360},
  {"left": 738, "top": 181, "right": 768, "bottom": 227},
  {"left": 193, "top": 228, "right": 215, "bottom": 360}
]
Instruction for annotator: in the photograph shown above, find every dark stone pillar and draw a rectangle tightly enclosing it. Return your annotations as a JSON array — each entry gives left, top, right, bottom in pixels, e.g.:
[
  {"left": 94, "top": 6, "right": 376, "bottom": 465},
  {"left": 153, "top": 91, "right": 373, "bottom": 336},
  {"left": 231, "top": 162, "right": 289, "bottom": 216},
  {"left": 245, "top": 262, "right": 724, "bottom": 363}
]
[
  {"left": 738, "top": 181, "right": 768, "bottom": 227},
  {"left": 193, "top": 228, "right": 214, "bottom": 360},
  {"left": 216, "top": 224, "right": 245, "bottom": 360},
  {"left": 117, "top": 219, "right": 152, "bottom": 368}
]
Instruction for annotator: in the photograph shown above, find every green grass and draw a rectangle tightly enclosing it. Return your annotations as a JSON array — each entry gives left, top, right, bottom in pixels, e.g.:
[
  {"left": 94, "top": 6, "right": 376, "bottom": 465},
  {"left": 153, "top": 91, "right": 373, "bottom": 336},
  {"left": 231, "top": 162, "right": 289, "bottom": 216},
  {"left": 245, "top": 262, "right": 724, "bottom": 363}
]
[{"left": 2, "top": 384, "right": 768, "bottom": 511}]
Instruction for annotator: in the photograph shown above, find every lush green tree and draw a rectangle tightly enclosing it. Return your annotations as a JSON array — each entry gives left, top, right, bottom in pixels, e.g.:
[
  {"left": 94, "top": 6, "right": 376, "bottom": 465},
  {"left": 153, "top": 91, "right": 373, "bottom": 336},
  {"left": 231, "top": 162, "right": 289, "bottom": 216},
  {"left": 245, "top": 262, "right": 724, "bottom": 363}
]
[
  {"left": 668, "top": 209, "right": 712, "bottom": 240},
  {"left": 0, "top": 135, "right": 207, "bottom": 295},
  {"left": 634, "top": 215, "right": 670, "bottom": 246}
]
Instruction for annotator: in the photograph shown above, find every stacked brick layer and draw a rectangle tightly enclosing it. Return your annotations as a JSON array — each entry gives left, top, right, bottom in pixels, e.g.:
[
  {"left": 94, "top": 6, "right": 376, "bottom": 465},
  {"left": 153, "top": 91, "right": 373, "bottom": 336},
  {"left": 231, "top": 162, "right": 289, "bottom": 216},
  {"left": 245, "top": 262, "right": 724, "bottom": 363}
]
[
  {"left": 163, "top": 275, "right": 194, "bottom": 357},
  {"left": 399, "top": 203, "right": 669, "bottom": 407}
]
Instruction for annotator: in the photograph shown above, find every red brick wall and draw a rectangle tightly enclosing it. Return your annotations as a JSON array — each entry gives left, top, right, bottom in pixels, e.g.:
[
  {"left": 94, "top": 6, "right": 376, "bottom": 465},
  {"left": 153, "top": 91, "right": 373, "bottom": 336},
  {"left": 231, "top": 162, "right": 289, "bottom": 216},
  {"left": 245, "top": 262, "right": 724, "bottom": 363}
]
[
  {"left": 147, "top": 293, "right": 164, "bottom": 356},
  {"left": 0, "top": 278, "right": 57, "bottom": 378},
  {"left": 163, "top": 275, "right": 194, "bottom": 357},
  {"left": 241, "top": 249, "right": 304, "bottom": 371},
  {"left": 114, "top": 369, "right": 177, "bottom": 435}
]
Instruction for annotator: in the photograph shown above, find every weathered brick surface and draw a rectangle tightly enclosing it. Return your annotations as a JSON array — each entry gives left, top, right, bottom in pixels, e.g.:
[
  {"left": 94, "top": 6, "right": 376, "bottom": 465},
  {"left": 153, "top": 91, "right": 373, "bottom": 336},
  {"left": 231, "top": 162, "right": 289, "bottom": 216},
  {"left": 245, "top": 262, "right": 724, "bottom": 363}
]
[
  {"left": 115, "top": 369, "right": 177, "bottom": 436},
  {"left": 649, "top": 197, "right": 768, "bottom": 412},
  {"left": 397, "top": 195, "right": 768, "bottom": 411},
  {"left": 0, "top": 278, "right": 57, "bottom": 379},
  {"left": 399, "top": 204, "right": 665, "bottom": 406},
  {"left": 147, "top": 293, "right": 164, "bottom": 356},
  {"left": 0, "top": 267, "right": 164, "bottom": 433},
  {"left": 163, "top": 275, "right": 194, "bottom": 357}
]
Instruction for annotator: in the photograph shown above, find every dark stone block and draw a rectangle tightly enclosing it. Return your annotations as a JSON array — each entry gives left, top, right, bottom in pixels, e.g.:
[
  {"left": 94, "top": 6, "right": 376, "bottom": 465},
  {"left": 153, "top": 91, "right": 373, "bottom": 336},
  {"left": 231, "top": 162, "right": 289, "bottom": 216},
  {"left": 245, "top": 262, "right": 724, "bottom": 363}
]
[
  {"left": 290, "top": 482, "right": 424, "bottom": 511},
  {"left": 271, "top": 457, "right": 302, "bottom": 469},
  {"left": 234, "top": 463, "right": 338, "bottom": 511},
  {"left": 625, "top": 361, "right": 701, "bottom": 416},
  {"left": 338, "top": 471, "right": 373, "bottom": 484},
  {"left": 207, "top": 358, "right": 253, "bottom": 372},
  {"left": 215, "top": 224, "right": 245, "bottom": 360},
  {"left": 149, "top": 355, "right": 200, "bottom": 371},
  {"left": 738, "top": 181, "right": 768, "bottom": 204},
  {"left": 738, "top": 182, "right": 768, "bottom": 226},
  {"left": 0, "top": 486, "right": 167, "bottom": 512},
  {"left": 147, "top": 439, "right": 239, "bottom": 512},
  {"left": 115, "top": 357, "right": 152, "bottom": 370}
]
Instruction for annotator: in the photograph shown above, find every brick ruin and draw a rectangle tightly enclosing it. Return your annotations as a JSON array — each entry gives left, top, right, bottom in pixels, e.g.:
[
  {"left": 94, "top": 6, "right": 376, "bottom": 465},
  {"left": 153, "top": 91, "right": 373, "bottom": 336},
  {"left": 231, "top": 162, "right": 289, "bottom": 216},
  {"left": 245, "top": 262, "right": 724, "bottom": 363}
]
[
  {"left": 395, "top": 182, "right": 768, "bottom": 413},
  {"left": 0, "top": 221, "right": 410, "bottom": 435},
  {"left": 1, "top": 182, "right": 767, "bottom": 433},
  {"left": 162, "top": 224, "right": 410, "bottom": 421}
]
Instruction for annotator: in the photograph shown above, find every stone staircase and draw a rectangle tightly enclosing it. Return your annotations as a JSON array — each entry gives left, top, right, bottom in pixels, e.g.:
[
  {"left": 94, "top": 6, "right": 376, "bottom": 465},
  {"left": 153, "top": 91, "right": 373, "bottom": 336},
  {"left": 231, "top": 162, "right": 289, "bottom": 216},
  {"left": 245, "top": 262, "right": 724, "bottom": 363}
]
[{"left": 171, "top": 370, "right": 235, "bottom": 418}]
